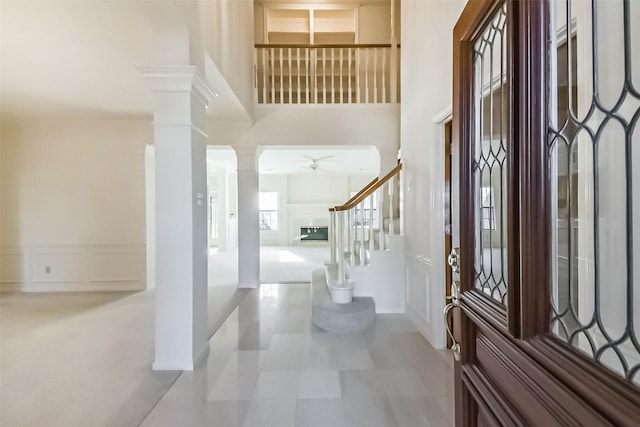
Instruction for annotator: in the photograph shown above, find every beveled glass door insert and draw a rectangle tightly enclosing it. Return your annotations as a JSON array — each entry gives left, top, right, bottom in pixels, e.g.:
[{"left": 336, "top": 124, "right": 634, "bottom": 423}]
[
  {"left": 473, "top": 2, "right": 509, "bottom": 305},
  {"left": 549, "top": 0, "right": 640, "bottom": 385}
]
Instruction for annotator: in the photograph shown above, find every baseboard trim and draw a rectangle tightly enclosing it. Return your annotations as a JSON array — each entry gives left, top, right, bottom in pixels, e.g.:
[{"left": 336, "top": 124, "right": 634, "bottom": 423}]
[
  {"left": 152, "top": 361, "right": 189, "bottom": 371},
  {"left": 1, "top": 282, "right": 145, "bottom": 292},
  {"left": 375, "top": 306, "right": 405, "bottom": 314}
]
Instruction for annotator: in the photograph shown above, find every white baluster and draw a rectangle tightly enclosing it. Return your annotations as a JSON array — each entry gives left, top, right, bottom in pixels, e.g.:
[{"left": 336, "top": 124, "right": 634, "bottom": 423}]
[
  {"left": 313, "top": 49, "right": 320, "bottom": 104},
  {"left": 297, "top": 48, "right": 301, "bottom": 104},
  {"left": 262, "top": 49, "right": 268, "bottom": 103},
  {"left": 279, "top": 48, "right": 284, "bottom": 104},
  {"left": 348, "top": 48, "right": 352, "bottom": 104},
  {"left": 331, "top": 48, "right": 335, "bottom": 104},
  {"left": 359, "top": 202, "right": 365, "bottom": 265},
  {"left": 330, "top": 209, "right": 336, "bottom": 264},
  {"left": 388, "top": 176, "right": 395, "bottom": 236},
  {"left": 369, "top": 195, "right": 374, "bottom": 257},
  {"left": 322, "top": 48, "right": 327, "bottom": 104},
  {"left": 382, "top": 48, "right": 387, "bottom": 103},
  {"left": 348, "top": 209, "right": 355, "bottom": 266},
  {"left": 339, "top": 48, "right": 344, "bottom": 104},
  {"left": 270, "top": 48, "right": 275, "bottom": 103},
  {"left": 356, "top": 49, "right": 361, "bottom": 103},
  {"left": 377, "top": 186, "right": 384, "bottom": 250},
  {"left": 399, "top": 168, "right": 404, "bottom": 235},
  {"left": 306, "top": 48, "right": 310, "bottom": 104},
  {"left": 338, "top": 211, "right": 345, "bottom": 284},
  {"left": 288, "top": 48, "right": 292, "bottom": 104},
  {"left": 373, "top": 48, "right": 378, "bottom": 103},
  {"left": 365, "top": 49, "right": 369, "bottom": 103}
]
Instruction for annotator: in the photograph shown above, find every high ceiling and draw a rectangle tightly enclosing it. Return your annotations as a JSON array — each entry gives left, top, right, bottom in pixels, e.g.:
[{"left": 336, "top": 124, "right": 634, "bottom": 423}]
[
  {"left": 0, "top": 1, "right": 248, "bottom": 121},
  {"left": 207, "top": 146, "right": 379, "bottom": 175}
]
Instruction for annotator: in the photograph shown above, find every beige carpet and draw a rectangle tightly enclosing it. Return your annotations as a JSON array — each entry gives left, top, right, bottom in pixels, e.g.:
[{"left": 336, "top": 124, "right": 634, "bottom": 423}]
[{"left": 209, "top": 245, "right": 330, "bottom": 285}]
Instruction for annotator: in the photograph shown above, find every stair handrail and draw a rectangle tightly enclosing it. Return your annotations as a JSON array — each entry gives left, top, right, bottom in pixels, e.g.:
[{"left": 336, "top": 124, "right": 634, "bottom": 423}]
[
  {"left": 334, "top": 163, "right": 402, "bottom": 212},
  {"left": 328, "top": 162, "right": 403, "bottom": 283},
  {"left": 329, "top": 176, "right": 379, "bottom": 213}
]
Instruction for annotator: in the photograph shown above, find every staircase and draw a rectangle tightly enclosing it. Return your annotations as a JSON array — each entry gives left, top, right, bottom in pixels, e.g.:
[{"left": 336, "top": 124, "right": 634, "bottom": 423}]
[{"left": 326, "top": 162, "right": 405, "bottom": 313}]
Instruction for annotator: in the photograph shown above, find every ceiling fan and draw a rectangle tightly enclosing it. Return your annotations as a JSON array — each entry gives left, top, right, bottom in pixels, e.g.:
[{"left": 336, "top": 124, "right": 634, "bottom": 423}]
[{"left": 300, "top": 155, "right": 334, "bottom": 175}]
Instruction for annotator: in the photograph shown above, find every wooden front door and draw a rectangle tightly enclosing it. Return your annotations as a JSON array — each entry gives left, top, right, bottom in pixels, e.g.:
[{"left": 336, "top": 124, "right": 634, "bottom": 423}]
[{"left": 452, "top": 0, "right": 640, "bottom": 425}]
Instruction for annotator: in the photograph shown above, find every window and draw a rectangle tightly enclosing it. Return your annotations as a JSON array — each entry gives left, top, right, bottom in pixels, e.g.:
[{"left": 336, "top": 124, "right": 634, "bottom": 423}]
[
  {"left": 259, "top": 192, "right": 279, "bottom": 230},
  {"left": 351, "top": 192, "right": 379, "bottom": 228}
]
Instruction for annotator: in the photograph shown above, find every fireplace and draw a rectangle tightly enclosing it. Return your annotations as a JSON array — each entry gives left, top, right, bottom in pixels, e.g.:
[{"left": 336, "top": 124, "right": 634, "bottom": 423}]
[{"left": 300, "top": 226, "right": 329, "bottom": 241}]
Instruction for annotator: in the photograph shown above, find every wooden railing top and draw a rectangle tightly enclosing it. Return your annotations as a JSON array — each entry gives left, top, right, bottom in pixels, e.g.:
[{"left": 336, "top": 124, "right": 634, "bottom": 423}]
[
  {"left": 334, "top": 163, "right": 402, "bottom": 212},
  {"left": 329, "top": 176, "right": 378, "bottom": 213},
  {"left": 255, "top": 43, "right": 400, "bottom": 49}
]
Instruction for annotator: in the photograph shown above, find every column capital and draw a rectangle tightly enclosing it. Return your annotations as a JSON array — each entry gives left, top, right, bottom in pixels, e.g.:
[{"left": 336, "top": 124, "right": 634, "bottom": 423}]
[
  {"left": 233, "top": 145, "right": 263, "bottom": 171},
  {"left": 140, "top": 66, "right": 218, "bottom": 107}
]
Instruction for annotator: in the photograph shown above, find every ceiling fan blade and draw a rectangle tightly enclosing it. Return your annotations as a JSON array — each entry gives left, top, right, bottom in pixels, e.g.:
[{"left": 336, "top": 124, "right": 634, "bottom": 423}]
[
  {"left": 314, "top": 155, "right": 335, "bottom": 162},
  {"left": 301, "top": 154, "right": 334, "bottom": 162}
]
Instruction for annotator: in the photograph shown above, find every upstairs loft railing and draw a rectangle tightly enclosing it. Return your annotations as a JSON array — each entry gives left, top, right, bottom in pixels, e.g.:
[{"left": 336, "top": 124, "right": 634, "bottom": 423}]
[
  {"left": 254, "top": 44, "right": 400, "bottom": 105},
  {"left": 329, "top": 163, "right": 403, "bottom": 285}
]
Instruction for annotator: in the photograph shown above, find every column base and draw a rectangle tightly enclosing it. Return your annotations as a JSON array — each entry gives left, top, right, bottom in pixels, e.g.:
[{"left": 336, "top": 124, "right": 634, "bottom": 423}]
[{"left": 152, "top": 344, "right": 210, "bottom": 371}]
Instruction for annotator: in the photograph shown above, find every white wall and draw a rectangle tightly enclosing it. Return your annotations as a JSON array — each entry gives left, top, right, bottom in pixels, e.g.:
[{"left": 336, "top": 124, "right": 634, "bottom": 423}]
[
  {"left": 359, "top": 3, "right": 392, "bottom": 44},
  {"left": 401, "top": 0, "right": 466, "bottom": 348},
  {"left": 0, "top": 121, "right": 149, "bottom": 291},
  {"left": 199, "top": 0, "right": 255, "bottom": 117},
  {"left": 231, "top": 105, "right": 400, "bottom": 172}
]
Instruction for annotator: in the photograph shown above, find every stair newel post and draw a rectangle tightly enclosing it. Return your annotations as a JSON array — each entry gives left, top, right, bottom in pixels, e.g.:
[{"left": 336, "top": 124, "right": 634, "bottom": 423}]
[
  {"left": 330, "top": 208, "right": 336, "bottom": 264},
  {"left": 338, "top": 210, "right": 345, "bottom": 285},
  {"left": 368, "top": 195, "right": 374, "bottom": 258},
  {"left": 377, "top": 186, "right": 384, "bottom": 251},
  {"left": 388, "top": 176, "right": 395, "bottom": 237}
]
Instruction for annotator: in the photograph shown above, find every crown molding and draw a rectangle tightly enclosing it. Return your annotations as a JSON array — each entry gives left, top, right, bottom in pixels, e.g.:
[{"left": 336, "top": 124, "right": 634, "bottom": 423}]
[{"left": 140, "top": 66, "right": 218, "bottom": 107}]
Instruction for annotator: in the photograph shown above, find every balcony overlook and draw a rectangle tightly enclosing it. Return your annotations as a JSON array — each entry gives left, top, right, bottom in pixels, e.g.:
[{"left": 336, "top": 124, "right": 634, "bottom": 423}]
[{"left": 254, "top": 1, "right": 400, "bottom": 105}]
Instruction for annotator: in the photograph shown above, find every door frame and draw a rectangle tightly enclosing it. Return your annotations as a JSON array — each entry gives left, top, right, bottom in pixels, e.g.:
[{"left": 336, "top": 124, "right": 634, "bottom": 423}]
[{"left": 452, "top": 0, "right": 640, "bottom": 425}]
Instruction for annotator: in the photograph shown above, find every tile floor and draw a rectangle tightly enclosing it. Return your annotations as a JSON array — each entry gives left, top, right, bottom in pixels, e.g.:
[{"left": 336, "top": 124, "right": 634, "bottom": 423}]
[{"left": 141, "top": 284, "right": 454, "bottom": 427}]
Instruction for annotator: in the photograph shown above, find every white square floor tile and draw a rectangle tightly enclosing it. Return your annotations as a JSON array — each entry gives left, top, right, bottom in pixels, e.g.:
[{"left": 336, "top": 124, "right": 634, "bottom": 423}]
[
  {"left": 381, "top": 369, "right": 430, "bottom": 397},
  {"left": 253, "top": 371, "right": 299, "bottom": 399},
  {"left": 268, "top": 333, "right": 303, "bottom": 350},
  {"left": 339, "top": 370, "right": 387, "bottom": 399},
  {"left": 294, "top": 399, "right": 347, "bottom": 427},
  {"left": 389, "top": 396, "right": 452, "bottom": 427},
  {"left": 297, "top": 370, "right": 341, "bottom": 399},
  {"left": 243, "top": 399, "right": 296, "bottom": 427},
  {"left": 207, "top": 370, "right": 261, "bottom": 401},
  {"left": 342, "top": 397, "right": 399, "bottom": 427}
]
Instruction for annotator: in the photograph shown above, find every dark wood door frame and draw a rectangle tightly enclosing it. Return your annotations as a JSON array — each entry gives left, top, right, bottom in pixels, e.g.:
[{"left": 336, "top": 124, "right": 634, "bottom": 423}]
[{"left": 452, "top": 1, "right": 640, "bottom": 425}]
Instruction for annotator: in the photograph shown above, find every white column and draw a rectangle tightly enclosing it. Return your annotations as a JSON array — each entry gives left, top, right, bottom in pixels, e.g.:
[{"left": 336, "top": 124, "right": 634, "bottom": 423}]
[
  {"left": 143, "top": 66, "right": 216, "bottom": 371},
  {"left": 235, "top": 147, "right": 260, "bottom": 288}
]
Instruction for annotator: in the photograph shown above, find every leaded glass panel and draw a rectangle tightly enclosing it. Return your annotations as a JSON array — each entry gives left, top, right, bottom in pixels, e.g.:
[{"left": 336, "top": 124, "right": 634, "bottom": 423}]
[
  {"left": 549, "top": 0, "right": 640, "bottom": 385},
  {"left": 473, "top": 2, "right": 509, "bottom": 305}
]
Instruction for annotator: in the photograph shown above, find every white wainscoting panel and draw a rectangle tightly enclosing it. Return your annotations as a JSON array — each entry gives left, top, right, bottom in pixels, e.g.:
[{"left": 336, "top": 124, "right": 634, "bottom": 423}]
[
  {"left": 405, "top": 252, "right": 438, "bottom": 347},
  {"left": 0, "top": 244, "right": 145, "bottom": 292},
  {"left": 32, "top": 251, "right": 83, "bottom": 283}
]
